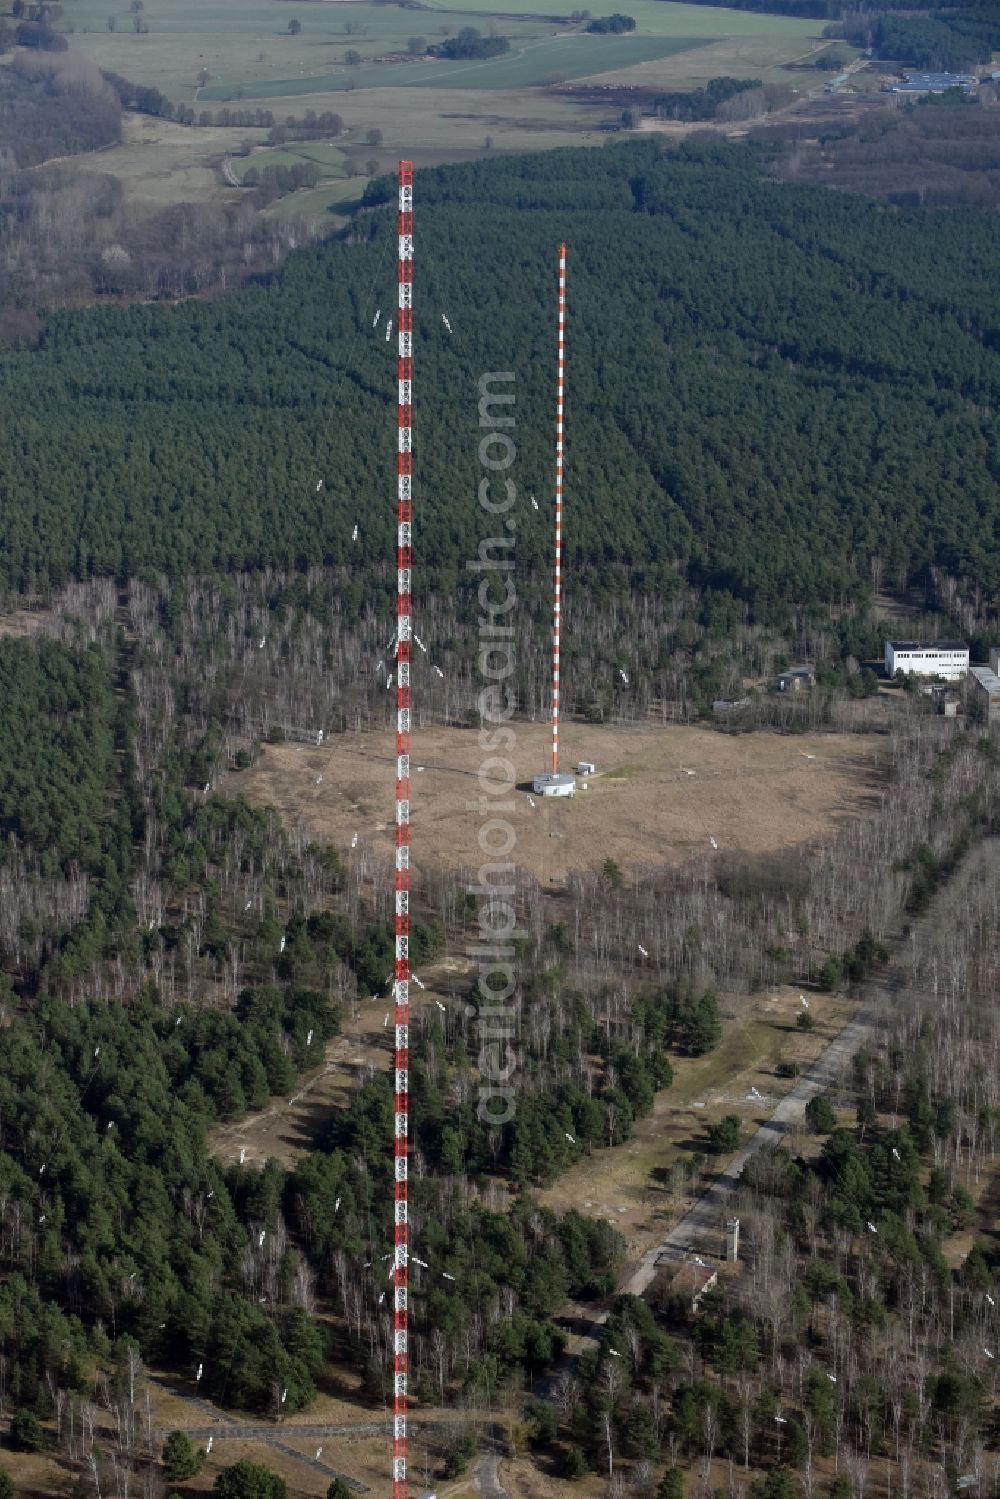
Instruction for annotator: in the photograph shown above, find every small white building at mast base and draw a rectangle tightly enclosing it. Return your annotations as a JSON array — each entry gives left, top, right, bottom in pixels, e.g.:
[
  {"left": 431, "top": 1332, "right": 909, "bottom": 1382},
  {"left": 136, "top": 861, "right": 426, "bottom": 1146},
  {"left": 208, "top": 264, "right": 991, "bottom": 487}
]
[{"left": 532, "top": 772, "right": 576, "bottom": 798}]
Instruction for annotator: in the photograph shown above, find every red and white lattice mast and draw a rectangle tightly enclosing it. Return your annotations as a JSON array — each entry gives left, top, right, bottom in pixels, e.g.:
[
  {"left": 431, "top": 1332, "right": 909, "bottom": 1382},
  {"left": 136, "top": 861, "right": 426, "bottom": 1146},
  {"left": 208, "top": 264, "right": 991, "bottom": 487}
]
[
  {"left": 393, "top": 158, "right": 413, "bottom": 1499},
  {"left": 551, "top": 244, "right": 567, "bottom": 777}
]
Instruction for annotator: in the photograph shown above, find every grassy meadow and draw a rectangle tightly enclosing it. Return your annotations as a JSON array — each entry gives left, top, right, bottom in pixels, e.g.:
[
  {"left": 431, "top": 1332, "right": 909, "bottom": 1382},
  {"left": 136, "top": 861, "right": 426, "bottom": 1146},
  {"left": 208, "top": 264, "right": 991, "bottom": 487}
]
[
  {"left": 68, "top": 0, "right": 822, "bottom": 109},
  {"left": 57, "top": 0, "right": 823, "bottom": 226}
]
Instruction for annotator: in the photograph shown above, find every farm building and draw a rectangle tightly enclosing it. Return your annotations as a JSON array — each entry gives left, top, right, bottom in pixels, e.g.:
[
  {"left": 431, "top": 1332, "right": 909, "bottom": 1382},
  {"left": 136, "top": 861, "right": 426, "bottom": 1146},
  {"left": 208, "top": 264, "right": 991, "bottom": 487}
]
[
  {"left": 969, "top": 666, "right": 1000, "bottom": 723},
  {"left": 532, "top": 771, "right": 576, "bottom": 797},
  {"left": 885, "top": 640, "right": 969, "bottom": 681}
]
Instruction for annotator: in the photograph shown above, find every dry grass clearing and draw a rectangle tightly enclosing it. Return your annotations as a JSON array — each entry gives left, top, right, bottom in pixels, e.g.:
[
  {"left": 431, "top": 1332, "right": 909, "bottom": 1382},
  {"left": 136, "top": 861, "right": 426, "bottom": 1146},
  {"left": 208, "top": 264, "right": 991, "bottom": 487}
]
[
  {"left": 142, "top": 1377, "right": 492, "bottom": 1497},
  {"left": 207, "top": 1003, "right": 388, "bottom": 1170},
  {"left": 0, "top": 608, "right": 56, "bottom": 640},
  {"left": 0, "top": 1447, "right": 74, "bottom": 1499},
  {"left": 502, "top": 1454, "right": 608, "bottom": 1499},
  {"left": 4, "top": 1375, "right": 385, "bottom": 1498},
  {"left": 175, "top": 1433, "right": 382, "bottom": 1499},
  {"left": 223, "top": 721, "right": 885, "bottom": 884},
  {"left": 207, "top": 953, "right": 467, "bottom": 1169}
]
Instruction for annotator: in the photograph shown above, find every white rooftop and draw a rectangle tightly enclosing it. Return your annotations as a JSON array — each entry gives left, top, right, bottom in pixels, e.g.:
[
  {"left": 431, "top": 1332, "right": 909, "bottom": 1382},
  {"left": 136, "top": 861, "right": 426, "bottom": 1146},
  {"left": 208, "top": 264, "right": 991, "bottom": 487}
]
[
  {"left": 971, "top": 665, "right": 1000, "bottom": 692},
  {"left": 532, "top": 771, "right": 576, "bottom": 796}
]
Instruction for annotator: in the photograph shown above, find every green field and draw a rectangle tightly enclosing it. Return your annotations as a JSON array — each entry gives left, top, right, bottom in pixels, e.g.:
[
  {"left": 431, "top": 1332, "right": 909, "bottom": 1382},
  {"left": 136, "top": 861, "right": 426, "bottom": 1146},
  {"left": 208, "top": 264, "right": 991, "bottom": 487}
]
[
  {"left": 437, "top": 0, "right": 819, "bottom": 35},
  {"left": 235, "top": 143, "right": 370, "bottom": 222},
  {"left": 70, "top": 0, "right": 820, "bottom": 100},
  {"left": 232, "top": 144, "right": 350, "bottom": 179},
  {"left": 60, "top": 0, "right": 822, "bottom": 218},
  {"left": 202, "top": 34, "right": 710, "bottom": 97},
  {"left": 261, "top": 179, "right": 368, "bottom": 225}
]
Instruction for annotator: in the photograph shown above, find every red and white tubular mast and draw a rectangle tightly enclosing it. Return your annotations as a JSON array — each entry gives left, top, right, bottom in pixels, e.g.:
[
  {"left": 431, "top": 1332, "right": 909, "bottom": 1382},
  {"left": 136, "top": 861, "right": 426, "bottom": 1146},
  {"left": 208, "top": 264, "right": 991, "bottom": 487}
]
[
  {"left": 393, "top": 158, "right": 413, "bottom": 1499},
  {"left": 551, "top": 243, "right": 567, "bottom": 776}
]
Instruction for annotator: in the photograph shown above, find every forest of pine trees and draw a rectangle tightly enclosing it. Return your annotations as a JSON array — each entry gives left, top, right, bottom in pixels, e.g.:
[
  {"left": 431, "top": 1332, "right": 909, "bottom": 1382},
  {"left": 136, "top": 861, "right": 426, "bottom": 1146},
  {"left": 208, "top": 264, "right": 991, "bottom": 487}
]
[{"left": 0, "top": 141, "right": 997, "bottom": 636}]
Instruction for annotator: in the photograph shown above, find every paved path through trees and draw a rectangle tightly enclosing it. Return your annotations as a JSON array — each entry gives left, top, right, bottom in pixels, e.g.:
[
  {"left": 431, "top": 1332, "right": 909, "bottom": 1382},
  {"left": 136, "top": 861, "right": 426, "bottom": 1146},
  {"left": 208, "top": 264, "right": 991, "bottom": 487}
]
[
  {"left": 475, "top": 1448, "right": 510, "bottom": 1499},
  {"left": 626, "top": 997, "right": 876, "bottom": 1291},
  {"left": 557, "top": 836, "right": 1000, "bottom": 1358},
  {"left": 550, "top": 996, "right": 876, "bottom": 1364}
]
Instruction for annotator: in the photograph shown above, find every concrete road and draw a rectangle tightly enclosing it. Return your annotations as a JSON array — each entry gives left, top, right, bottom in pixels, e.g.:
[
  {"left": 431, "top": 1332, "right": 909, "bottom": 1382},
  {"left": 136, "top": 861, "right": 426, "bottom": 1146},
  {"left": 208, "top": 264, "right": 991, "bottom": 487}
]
[
  {"left": 548, "top": 995, "right": 877, "bottom": 1365},
  {"left": 626, "top": 997, "right": 876, "bottom": 1293},
  {"left": 476, "top": 1444, "right": 510, "bottom": 1499},
  {"left": 629, "top": 836, "right": 1000, "bottom": 1289},
  {"left": 553, "top": 836, "right": 1000, "bottom": 1366}
]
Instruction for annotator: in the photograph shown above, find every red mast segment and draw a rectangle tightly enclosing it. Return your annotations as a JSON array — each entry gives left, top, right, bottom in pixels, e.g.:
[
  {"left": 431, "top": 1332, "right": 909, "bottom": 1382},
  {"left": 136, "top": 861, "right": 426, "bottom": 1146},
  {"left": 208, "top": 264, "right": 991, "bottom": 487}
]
[
  {"left": 393, "top": 158, "right": 413, "bottom": 1499},
  {"left": 551, "top": 244, "right": 566, "bottom": 776}
]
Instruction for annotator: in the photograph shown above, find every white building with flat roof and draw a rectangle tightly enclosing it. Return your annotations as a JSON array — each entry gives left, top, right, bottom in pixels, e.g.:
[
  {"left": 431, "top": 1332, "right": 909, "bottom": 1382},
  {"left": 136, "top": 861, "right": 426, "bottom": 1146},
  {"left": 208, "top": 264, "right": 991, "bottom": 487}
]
[
  {"left": 885, "top": 640, "right": 969, "bottom": 681},
  {"left": 532, "top": 772, "right": 576, "bottom": 798}
]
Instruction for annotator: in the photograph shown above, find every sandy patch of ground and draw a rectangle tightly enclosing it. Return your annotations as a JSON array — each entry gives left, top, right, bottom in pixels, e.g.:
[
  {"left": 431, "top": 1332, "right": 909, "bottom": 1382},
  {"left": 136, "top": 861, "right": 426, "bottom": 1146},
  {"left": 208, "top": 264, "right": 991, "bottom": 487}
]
[{"left": 223, "top": 722, "right": 884, "bottom": 885}]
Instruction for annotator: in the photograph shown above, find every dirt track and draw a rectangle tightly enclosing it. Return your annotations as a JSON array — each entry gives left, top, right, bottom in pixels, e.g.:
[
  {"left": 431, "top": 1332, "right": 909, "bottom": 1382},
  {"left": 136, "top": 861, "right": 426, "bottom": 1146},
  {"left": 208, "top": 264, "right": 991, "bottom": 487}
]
[{"left": 224, "top": 721, "right": 884, "bottom": 883}]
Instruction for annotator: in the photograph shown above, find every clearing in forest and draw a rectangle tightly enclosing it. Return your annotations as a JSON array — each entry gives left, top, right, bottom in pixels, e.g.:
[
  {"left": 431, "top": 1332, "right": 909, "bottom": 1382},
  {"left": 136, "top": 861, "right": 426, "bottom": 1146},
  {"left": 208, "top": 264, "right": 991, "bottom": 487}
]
[
  {"left": 207, "top": 952, "right": 469, "bottom": 1169},
  {"left": 223, "top": 721, "right": 885, "bottom": 884}
]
